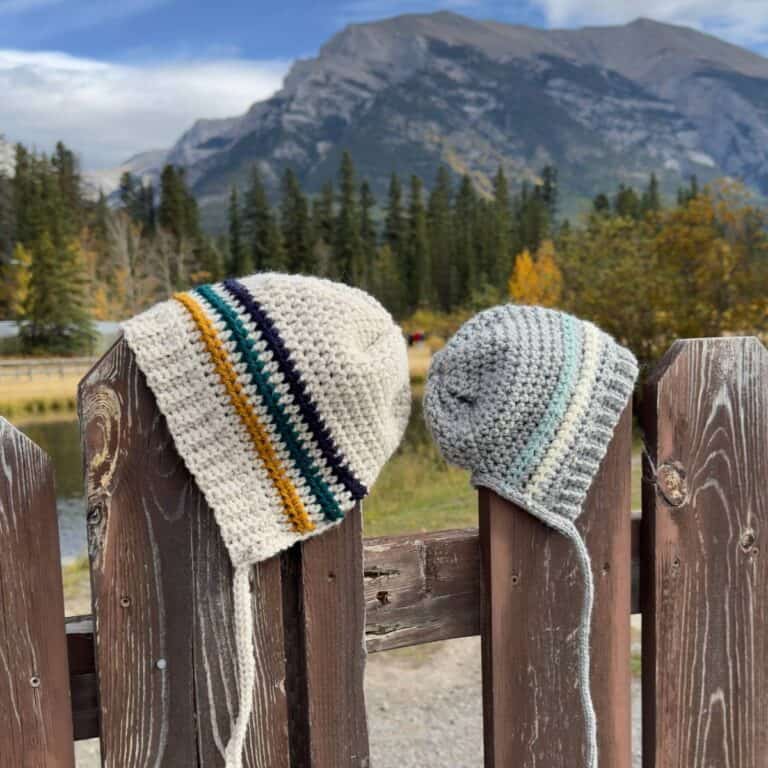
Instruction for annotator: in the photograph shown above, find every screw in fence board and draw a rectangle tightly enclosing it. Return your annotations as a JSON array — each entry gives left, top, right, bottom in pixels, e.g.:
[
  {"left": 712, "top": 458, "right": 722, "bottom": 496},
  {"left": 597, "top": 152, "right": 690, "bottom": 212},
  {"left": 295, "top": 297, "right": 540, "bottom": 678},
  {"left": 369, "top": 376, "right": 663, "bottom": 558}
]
[
  {"left": 479, "top": 403, "right": 633, "bottom": 768},
  {"left": 641, "top": 338, "right": 768, "bottom": 768},
  {"left": 282, "top": 506, "right": 370, "bottom": 767},
  {"left": 0, "top": 417, "right": 75, "bottom": 768},
  {"left": 78, "top": 338, "right": 290, "bottom": 767}
]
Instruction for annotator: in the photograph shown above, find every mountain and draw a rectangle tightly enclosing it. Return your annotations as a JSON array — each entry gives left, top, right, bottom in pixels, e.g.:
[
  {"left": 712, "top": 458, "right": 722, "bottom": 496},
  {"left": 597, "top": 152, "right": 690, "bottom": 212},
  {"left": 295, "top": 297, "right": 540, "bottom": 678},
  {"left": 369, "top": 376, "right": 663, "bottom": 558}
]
[
  {"left": 84, "top": 148, "right": 168, "bottom": 201},
  {"left": 140, "top": 14, "right": 768, "bottom": 218}
]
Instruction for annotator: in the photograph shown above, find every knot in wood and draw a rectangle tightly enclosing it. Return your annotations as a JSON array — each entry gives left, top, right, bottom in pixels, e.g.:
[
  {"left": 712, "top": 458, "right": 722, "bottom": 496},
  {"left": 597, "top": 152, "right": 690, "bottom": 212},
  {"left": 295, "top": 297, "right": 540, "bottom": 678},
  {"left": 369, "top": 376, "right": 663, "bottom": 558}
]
[
  {"left": 657, "top": 462, "right": 687, "bottom": 507},
  {"left": 87, "top": 502, "right": 103, "bottom": 526},
  {"left": 740, "top": 529, "right": 757, "bottom": 552}
]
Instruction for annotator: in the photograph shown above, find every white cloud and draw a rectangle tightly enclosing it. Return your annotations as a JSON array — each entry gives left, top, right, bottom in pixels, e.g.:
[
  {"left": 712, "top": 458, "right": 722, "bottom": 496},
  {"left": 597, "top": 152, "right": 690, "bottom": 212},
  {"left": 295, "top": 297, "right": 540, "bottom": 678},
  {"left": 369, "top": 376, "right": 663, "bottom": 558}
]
[
  {"left": 0, "top": 50, "right": 290, "bottom": 169},
  {"left": 531, "top": 0, "right": 768, "bottom": 46}
]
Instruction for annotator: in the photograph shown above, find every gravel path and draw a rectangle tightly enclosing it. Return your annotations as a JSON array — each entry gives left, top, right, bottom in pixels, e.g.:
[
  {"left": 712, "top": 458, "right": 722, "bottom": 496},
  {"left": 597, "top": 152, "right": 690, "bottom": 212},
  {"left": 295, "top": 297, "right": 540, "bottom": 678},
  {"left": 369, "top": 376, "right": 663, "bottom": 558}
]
[{"left": 75, "top": 636, "right": 641, "bottom": 767}]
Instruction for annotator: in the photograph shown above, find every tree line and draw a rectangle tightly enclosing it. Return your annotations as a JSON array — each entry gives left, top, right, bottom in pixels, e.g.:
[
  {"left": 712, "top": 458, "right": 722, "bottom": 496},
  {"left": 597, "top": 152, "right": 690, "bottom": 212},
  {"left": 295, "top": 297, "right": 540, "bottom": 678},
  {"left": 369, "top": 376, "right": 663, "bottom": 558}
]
[
  {"left": 222, "top": 153, "right": 559, "bottom": 318},
  {"left": 0, "top": 139, "right": 765, "bottom": 364}
]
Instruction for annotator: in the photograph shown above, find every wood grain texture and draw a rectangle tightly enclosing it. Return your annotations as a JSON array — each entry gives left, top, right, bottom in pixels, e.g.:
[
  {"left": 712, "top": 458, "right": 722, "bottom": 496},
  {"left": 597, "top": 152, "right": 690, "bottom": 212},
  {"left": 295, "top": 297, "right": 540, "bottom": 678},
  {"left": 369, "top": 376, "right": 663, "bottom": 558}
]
[
  {"left": 642, "top": 337, "right": 768, "bottom": 768},
  {"left": 0, "top": 417, "right": 75, "bottom": 768},
  {"left": 66, "top": 518, "right": 643, "bottom": 740},
  {"left": 79, "top": 337, "right": 289, "bottom": 767},
  {"left": 284, "top": 508, "right": 370, "bottom": 767},
  {"left": 364, "top": 528, "right": 481, "bottom": 652},
  {"left": 480, "top": 403, "right": 633, "bottom": 768}
]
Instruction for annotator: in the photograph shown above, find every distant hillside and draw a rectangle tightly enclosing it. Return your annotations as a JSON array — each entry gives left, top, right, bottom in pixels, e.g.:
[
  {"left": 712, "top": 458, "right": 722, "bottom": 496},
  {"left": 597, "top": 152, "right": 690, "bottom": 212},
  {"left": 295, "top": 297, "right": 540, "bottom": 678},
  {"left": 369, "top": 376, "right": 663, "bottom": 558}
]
[{"left": 119, "top": 13, "right": 768, "bottom": 219}]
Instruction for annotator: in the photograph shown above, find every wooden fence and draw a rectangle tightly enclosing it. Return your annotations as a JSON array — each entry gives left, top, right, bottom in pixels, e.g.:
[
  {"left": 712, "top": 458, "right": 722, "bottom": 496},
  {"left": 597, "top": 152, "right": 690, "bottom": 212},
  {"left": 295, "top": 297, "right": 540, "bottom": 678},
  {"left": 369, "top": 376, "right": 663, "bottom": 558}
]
[{"left": 0, "top": 334, "right": 766, "bottom": 767}]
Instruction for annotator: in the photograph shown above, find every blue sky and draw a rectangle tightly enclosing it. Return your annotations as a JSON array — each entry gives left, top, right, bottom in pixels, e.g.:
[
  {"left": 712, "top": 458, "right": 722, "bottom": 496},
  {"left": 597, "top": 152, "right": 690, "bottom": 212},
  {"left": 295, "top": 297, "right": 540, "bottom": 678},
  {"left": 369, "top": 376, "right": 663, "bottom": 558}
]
[{"left": 1, "top": 0, "right": 767, "bottom": 168}]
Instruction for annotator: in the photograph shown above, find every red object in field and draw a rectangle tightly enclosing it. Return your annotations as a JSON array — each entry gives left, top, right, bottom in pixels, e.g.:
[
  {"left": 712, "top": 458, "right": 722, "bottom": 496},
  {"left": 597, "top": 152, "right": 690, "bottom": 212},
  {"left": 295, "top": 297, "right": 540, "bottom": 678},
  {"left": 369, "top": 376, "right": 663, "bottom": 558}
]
[{"left": 408, "top": 331, "right": 425, "bottom": 345}]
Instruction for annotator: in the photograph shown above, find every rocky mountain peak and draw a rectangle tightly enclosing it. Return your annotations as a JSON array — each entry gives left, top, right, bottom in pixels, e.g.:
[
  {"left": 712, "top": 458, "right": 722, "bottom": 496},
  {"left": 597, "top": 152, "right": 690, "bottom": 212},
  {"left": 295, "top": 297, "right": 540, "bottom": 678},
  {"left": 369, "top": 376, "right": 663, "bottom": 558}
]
[{"left": 112, "top": 13, "right": 768, "bottom": 222}]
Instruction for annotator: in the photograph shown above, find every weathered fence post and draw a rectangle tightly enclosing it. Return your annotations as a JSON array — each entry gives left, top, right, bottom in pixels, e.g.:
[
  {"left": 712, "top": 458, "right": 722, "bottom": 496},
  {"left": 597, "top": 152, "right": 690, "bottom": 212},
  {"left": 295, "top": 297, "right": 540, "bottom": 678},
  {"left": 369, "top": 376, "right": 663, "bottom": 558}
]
[
  {"left": 80, "top": 336, "right": 370, "bottom": 767},
  {"left": 79, "top": 339, "right": 290, "bottom": 767},
  {"left": 641, "top": 337, "right": 768, "bottom": 767},
  {"left": 282, "top": 509, "right": 369, "bottom": 767},
  {"left": 0, "top": 417, "right": 75, "bottom": 768},
  {"left": 479, "top": 403, "right": 633, "bottom": 767}
]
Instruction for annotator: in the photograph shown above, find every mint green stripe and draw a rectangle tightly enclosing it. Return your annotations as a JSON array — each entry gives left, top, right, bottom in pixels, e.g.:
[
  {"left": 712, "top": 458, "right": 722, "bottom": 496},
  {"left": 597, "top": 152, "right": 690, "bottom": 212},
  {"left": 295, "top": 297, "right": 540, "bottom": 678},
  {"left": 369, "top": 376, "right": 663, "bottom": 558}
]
[
  {"left": 510, "top": 315, "right": 581, "bottom": 486},
  {"left": 195, "top": 285, "right": 343, "bottom": 520}
]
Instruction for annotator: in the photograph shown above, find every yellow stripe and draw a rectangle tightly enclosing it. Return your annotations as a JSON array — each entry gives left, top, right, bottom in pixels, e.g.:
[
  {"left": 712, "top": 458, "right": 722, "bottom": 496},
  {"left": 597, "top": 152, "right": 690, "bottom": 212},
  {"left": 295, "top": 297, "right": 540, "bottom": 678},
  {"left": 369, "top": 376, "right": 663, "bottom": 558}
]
[{"left": 174, "top": 292, "right": 315, "bottom": 534}]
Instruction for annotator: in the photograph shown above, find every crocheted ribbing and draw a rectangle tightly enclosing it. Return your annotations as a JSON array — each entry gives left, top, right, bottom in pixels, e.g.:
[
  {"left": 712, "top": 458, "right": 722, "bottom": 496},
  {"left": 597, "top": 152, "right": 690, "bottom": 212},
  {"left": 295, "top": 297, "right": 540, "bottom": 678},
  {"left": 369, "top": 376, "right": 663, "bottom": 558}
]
[
  {"left": 123, "top": 273, "right": 411, "bottom": 768},
  {"left": 424, "top": 304, "right": 638, "bottom": 768}
]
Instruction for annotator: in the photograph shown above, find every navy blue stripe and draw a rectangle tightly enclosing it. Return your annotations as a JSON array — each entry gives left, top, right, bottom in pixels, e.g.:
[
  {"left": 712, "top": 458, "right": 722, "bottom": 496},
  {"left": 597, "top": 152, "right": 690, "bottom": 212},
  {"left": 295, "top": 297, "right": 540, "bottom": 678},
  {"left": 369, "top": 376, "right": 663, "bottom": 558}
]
[{"left": 222, "top": 278, "right": 368, "bottom": 500}]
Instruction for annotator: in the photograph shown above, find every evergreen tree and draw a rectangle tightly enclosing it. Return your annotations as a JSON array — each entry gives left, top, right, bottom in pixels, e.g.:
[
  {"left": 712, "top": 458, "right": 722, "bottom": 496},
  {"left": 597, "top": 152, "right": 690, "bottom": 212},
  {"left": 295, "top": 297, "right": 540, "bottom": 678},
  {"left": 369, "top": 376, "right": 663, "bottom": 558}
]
[
  {"left": 52, "top": 141, "right": 82, "bottom": 237},
  {"left": 491, "top": 166, "right": 512, "bottom": 288},
  {"left": 614, "top": 185, "right": 641, "bottom": 219},
  {"left": 384, "top": 172, "right": 406, "bottom": 277},
  {"left": 158, "top": 164, "right": 199, "bottom": 243},
  {"left": 359, "top": 180, "right": 377, "bottom": 290},
  {"left": 453, "top": 174, "right": 477, "bottom": 306},
  {"left": 312, "top": 181, "right": 335, "bottom": 245},
  {"left": 428, "top": 166, "right": 454, "bottom": 310},
  {"left": 540, "top": 165, "right": 559, "bottom": 223},
  {"left": 677, "top": 175, "right": 700, "bottom": 206},
  {"left": 140, "top": 182, "right": 157, "bottom": 233},
  {"left": 513, "top": 182, "right": 549, "bottom": 258},
  {"left": 21, "top": 230, "right": 94, "bottom": 354},
  {"left": 243, "top": 165, "right": 283, "bottom": 271},
  {"left": 0, "top": 172, "right": 15, "bottom": 316},
  {"left": 228, "top": 186, "right": 249, "bottom": 275},
  {"left": 370, "top": 244, "right": 404, "bottom": 317},
  {"left": 641, "top": 173, "right": 661, "bottom": 214},
  {"left": 280, "top": 168, "right": 313, "bottom": 273},
  {"left": 405, "top": 175, "right": 429, "bottom": 309},
  {"left": 592, "top": 193, "right": 611, "bottom": 214},
  {"left": 333, "top": 151, "right": 363, "bottom": 284},
  {"left": 13, "top": 144, "right": 43, "bottom": 247}
]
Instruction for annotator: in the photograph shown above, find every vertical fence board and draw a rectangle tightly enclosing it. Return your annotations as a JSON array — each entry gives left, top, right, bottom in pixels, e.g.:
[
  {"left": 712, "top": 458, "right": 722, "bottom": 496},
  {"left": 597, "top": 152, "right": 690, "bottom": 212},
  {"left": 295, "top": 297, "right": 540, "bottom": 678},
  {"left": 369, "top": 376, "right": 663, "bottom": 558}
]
[
  {"left": 284, "top": 507, "right": 369, "bottom": 767},
  {"left": 642, "top": 337, "right": 768, "bottom": 767},
  {"left": 480, "top": 403, "right": 633, "bottom": 768},
  {"left": 79, "top": 338, "right": 289, "bottom": 767},
  {"left": 0, "top": 417, "right": 75, "bottom": 768}
]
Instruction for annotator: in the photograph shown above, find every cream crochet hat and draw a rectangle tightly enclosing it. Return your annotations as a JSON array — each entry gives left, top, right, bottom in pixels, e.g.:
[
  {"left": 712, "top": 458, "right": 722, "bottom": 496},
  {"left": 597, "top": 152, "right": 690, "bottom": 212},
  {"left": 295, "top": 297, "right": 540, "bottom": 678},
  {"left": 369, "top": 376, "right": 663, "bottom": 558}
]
[{"left": 123, "top": 273, "right": 410, "bottom": 767}]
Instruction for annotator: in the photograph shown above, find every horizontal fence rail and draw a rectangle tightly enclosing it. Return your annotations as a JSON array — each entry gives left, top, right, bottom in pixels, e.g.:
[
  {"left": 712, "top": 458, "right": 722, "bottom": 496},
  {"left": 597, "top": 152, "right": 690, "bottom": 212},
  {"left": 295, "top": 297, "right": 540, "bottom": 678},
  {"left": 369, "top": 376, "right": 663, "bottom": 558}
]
[
  {"left": 64, "top": 519, "right": 643, "bottom": 742},
  {"left": 0, "top": 334, "right": 765, "bottom": 768}
]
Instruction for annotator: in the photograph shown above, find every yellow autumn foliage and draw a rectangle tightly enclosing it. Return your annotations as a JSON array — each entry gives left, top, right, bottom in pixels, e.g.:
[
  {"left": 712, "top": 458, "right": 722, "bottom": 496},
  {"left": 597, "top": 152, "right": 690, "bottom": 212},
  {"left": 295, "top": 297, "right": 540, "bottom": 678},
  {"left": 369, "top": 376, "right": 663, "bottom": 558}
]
[{"left": 508, "top": 239, "right": 563, "bottom": 307}]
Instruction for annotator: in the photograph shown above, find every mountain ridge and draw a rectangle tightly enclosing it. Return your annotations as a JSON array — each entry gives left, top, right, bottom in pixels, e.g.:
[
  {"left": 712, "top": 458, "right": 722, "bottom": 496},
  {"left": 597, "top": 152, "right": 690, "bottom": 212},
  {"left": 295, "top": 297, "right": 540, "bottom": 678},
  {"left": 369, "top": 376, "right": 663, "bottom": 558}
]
[{"left": 109, "top": 14, "right": 768, "bottom": 218}]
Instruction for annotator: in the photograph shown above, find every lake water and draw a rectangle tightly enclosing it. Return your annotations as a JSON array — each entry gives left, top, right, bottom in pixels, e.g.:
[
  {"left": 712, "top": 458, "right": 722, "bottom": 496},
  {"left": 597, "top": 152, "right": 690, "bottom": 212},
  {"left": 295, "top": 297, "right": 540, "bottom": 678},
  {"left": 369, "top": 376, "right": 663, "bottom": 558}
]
[{"left": 17, "top": 418, "right": 87, "bottom": 562}]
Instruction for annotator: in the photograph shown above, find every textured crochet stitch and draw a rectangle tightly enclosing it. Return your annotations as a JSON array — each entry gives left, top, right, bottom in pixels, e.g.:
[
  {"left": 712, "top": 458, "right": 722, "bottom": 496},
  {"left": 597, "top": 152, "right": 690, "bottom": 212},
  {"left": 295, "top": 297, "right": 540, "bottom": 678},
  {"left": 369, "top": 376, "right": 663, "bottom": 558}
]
[
  {"left": 123, "top": 272, "right": 411, "bottom": 768},
  {"left": 423, "top": 304, "right": 638, "bottom": 768}
]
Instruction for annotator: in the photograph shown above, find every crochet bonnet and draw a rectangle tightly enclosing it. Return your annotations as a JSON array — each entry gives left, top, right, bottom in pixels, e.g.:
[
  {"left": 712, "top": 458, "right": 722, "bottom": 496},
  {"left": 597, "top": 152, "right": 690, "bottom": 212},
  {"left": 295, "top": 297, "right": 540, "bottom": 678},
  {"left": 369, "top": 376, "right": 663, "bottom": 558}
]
[
  {"left": 424, "top": 304, "right": 637, "bottom": 768},
  {"left": 123, "top": 273, "right": 410, "bottom": 767}
]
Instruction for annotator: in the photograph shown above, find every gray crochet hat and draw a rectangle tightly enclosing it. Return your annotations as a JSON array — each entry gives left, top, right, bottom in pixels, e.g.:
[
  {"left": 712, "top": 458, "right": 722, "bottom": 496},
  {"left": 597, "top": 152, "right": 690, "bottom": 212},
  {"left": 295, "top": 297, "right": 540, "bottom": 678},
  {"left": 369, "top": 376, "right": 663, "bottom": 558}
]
[{"left": 424, "top": 304, "right": 637, "bottom": 768}]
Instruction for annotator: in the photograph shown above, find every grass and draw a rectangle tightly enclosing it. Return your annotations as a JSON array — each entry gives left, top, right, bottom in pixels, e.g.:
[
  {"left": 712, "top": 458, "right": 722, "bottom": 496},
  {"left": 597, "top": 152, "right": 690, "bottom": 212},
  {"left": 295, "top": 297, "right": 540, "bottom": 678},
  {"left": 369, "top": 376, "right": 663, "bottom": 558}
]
[
  {"left": 0, "top": 374, "right": 80, "bottom": 419},
  {"left": 407, "top": 344, "right": 432, "bottom": 385},
  {"left": 364, "top": 446, "right": 476, "bottom": 537},
  {"left": 62, "top": 556, "right": 92, "bottom": 616}
]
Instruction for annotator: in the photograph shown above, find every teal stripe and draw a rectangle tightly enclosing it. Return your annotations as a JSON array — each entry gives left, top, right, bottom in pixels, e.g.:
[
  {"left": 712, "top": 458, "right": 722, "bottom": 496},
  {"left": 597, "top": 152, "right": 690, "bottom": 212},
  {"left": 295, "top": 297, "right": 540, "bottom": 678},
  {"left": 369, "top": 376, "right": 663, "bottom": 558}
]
[
  {"left": 195, "top": 285, "right": 343, "bottom": 520},
  {"left": 511, "top": 315, "right": 581, "bottom": 487}
]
